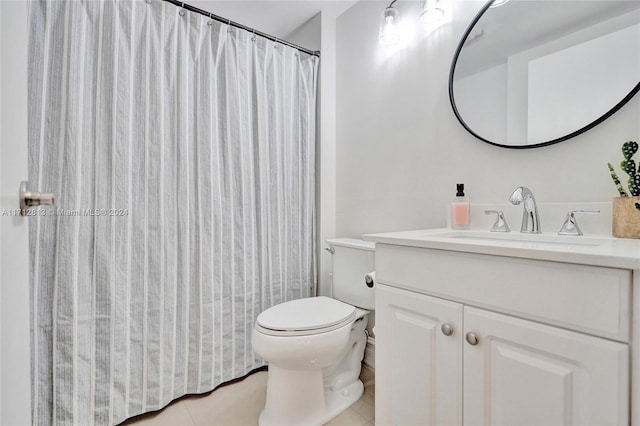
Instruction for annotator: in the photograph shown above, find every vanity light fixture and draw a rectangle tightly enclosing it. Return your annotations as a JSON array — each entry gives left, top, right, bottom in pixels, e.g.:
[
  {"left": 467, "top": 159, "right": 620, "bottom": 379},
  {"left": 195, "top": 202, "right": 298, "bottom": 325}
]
[
  {"left": 379, "top": 2, "right": 401, "bottom": 46},
  {"left": 489, "top": 0, "right": 510, "bottom": 8},
  {"left": 420, "top": 0, "right": 445, "bottom": 24},
  {"left": 379, "top": 0, "right": 446, "bottom": 47}
]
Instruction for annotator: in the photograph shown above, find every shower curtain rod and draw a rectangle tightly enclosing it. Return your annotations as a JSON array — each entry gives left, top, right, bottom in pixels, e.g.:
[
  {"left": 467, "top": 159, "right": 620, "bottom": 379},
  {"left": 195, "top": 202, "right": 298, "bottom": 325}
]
[{"left": 162, "top": 0, "right": 321, "bottom": 57}]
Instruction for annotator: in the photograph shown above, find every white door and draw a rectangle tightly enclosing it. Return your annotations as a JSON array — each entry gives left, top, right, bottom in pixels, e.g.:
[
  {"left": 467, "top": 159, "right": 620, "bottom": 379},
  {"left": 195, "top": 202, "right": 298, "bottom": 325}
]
[
  {"left": 463, "top": 306, "right": 629, "bottom": 426},
  {"left": 0, "top": 0, "right": 31, "bottom": 424},
  {"left": 375, "top": 284, "right": 463, "bottom": 426}
]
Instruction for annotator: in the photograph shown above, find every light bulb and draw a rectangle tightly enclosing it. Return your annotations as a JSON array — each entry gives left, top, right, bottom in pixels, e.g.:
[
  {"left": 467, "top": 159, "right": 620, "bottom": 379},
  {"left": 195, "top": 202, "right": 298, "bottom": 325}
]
[
  {"left": 489, "top": 0, "right": 510, "bottom": 7},
  {"left": 379, "top": 7, "right": 401, "bottom": 46},
  {"left": 420, "top": 0, "right": 445, "bottom": 24}
]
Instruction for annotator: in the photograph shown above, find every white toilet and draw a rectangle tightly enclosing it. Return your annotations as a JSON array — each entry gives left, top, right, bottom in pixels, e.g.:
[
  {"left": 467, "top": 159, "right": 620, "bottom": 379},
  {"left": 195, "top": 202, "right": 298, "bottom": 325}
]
[{"left": 252, "top": 238, "right": 375, "bottom": 426}]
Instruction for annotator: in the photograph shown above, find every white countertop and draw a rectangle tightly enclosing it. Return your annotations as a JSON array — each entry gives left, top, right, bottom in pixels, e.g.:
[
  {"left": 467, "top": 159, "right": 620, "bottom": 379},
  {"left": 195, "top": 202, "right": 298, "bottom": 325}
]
[{"left": 363, "top": 228, "right": 640, "bottom": 269}]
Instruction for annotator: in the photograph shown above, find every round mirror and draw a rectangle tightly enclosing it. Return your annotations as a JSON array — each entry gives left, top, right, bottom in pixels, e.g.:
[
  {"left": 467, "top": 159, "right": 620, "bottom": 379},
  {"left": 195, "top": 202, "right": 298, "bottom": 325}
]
[{"left": 449, "top": 0, "right": 640, "bottom": 148}]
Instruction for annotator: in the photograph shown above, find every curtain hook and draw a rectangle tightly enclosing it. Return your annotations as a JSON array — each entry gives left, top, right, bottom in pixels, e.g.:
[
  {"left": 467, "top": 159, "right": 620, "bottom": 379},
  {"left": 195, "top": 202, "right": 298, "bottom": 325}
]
[
  {"left": 251, "top": 29, "right": 256, "bottom": 42},
  {"left": 179, "top": 2, "right": 185, "bottom": 16},
  {"left": 274, "top": 37, "right": 278, "bottom": 48},
  {"left": 227, "top": 18, "right": 232, "bottom": 33},
  {"left": 207, "top": 12, "right": 213, "bottom": 26}
]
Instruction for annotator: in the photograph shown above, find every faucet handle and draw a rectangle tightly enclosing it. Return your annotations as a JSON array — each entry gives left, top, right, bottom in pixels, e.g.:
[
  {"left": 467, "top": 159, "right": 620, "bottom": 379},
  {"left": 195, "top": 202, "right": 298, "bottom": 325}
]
[
  {"left": 558, "top": 210, "right": 600, "bottom": 236},
  {"left": 484, "top": 210, "right": 511, "bottom": 233}
]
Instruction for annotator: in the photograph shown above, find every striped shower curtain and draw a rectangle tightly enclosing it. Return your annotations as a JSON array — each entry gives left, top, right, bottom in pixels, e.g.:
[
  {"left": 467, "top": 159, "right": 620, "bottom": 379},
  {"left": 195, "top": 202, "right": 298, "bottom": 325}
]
[{"left": 28, "top": 0, "right": 318, "bottom": 424}]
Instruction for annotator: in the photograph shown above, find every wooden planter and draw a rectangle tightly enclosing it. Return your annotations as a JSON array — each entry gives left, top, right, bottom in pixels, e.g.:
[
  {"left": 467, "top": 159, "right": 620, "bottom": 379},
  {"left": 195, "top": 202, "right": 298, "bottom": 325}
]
[{"left": 613, "top": 196, "right": 640, "bottom": 238}]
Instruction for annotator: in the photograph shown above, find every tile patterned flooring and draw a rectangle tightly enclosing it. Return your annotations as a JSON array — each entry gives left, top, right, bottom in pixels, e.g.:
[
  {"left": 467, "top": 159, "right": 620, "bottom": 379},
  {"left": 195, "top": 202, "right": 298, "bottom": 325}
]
[{"left": 122, "top": 364, "right": 375, "bottom": 426}]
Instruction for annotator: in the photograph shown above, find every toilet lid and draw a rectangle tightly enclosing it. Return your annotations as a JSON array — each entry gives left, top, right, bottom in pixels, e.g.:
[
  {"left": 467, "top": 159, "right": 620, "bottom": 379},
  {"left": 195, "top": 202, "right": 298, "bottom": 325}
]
[{"left": 256, "top": 296, "right": 356, "bottom": 335}]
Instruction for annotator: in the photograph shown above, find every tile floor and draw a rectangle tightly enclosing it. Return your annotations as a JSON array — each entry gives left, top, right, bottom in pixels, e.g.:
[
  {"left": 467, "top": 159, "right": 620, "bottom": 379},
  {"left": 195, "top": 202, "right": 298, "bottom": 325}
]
[{"left": 122, "top": 364, "right": 375, "bottom": 426}]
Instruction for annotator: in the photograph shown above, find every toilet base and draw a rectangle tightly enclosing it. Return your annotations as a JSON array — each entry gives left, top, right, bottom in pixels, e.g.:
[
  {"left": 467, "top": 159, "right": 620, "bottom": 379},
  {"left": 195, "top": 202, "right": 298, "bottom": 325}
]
[
  {"left": 258, "top": 370, "right": 364, "bottom": 426},
  {"left": 254, "top": 311, "right": 370, "bottom": 426},
  {"left": 323, "top": 379, "right": 364, "bottom": 423}
]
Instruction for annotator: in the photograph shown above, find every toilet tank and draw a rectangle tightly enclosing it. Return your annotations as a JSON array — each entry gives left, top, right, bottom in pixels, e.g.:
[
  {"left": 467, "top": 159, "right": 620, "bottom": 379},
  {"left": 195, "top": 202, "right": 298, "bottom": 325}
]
[{"left": 326, "top": 238, "right": 375, "bottom": 310}]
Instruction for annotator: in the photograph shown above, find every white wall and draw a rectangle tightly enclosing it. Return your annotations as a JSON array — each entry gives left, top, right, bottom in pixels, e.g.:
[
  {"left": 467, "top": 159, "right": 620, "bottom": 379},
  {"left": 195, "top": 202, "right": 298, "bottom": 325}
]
[
  {"left": 288, "top": 9, "right": 344, "bottom": 298},
  {"left": 335, "top": 0, "right": 640, "bottom": 238},
  {"left": 528, "top": 23, "right": 640, "bottom": 143},
  {"left": 455, "top": 63, "right": 507, "bottom": 142},
  {"left": 0, "top": 1, "right": 31, "bottom": 424},
  {"left": 286, "top": 14, "right": 333, "bottom": 297},
  {"left": 287, "top": 13, "right": 321, "bottom": 51},
  {"left": 317, "top": 12, "right": 338, "bottom": 297}
]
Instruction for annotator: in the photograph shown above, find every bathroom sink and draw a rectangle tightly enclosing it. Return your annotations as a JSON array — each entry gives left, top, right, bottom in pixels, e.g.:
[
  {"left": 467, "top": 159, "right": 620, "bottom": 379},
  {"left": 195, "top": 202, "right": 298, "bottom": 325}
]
[
  {"left": 428, "top": 230, "right": 606, "bottom": 247},
  {"left": 364, "top": 228, "right": 640, "bottom": 269}
]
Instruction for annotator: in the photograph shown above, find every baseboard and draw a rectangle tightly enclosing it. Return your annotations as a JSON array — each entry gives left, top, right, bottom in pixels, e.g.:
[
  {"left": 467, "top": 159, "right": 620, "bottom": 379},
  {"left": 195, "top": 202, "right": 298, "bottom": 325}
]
[{"left": 363, "top": 336, "right": 375, "bottom": 368}]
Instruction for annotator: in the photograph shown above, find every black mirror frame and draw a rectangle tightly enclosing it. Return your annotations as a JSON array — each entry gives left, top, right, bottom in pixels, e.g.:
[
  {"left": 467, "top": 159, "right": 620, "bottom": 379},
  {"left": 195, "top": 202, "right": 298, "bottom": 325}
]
[{"left": 448, "top": 0, "right": 640, "bottom": 149}]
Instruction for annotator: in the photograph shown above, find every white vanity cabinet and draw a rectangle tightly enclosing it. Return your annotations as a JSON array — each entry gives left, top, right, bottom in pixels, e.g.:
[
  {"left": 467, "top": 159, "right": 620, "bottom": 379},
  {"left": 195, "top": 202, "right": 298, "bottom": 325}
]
[
  {"left": 375, "top": 285, "right": 463, "bottom": 425},
  {"left": 462, "top": 306, "right": 628, "bottom": 426},
  {"left": 373, "top": 241, "right": 631, "bottom": 426}
]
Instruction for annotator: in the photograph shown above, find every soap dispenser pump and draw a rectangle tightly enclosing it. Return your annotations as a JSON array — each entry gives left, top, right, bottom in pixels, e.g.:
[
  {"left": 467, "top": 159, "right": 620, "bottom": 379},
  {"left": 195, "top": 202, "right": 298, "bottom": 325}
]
[{"left": 451, "top": 183, "right": 470, "bottom": 230}]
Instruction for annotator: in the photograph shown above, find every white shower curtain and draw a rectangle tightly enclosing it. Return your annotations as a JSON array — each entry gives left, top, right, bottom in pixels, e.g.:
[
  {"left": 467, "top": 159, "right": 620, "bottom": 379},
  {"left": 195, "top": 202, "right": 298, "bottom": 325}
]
[{"left": 28, "top": 1, "right": 318, "bottom": 424}]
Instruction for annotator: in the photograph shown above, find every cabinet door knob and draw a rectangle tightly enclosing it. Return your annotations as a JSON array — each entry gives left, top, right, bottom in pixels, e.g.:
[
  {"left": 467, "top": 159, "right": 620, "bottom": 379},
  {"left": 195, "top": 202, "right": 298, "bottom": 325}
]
[
  {"left": 441, "top": 323, "right": 454, "bottom": 336},
  {"left": 465, "top": 332, "right": 479, "bottom": 345}
]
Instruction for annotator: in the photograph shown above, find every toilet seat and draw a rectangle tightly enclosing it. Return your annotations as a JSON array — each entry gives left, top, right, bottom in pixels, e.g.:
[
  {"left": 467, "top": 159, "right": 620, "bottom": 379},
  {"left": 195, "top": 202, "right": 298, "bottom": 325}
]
[{"left": 255, "top": 296, "right": 356, "bottom": 336}]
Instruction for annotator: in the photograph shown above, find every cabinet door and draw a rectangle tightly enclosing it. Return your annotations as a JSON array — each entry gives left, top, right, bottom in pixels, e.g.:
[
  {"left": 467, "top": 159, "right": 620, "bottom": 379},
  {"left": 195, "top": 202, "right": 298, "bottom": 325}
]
[
  {"left": 463, "top": 307, "right": 629, "bottom": 426},
  {"left": 376, "top": 284, "right": 463, "bottom": 425}
]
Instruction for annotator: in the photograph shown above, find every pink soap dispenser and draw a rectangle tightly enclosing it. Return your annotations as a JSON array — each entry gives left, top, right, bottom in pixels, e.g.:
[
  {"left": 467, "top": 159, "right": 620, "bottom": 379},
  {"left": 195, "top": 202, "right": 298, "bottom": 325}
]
[{"left": 451, "top": 183, "right": 470, "bottom": 230}]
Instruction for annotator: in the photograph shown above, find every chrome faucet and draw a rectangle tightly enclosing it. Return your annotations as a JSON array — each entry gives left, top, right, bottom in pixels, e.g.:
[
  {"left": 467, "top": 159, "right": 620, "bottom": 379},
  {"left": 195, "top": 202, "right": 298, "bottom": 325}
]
[{"left": 509, "top": 186, "right": 541, "bottom": 233}]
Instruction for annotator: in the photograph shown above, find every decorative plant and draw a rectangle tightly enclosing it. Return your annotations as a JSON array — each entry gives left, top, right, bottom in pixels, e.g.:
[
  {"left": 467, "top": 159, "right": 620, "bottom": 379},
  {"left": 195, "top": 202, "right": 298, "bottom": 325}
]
[{"left": 608, "top": 140, "right": 640, "bottom": 211}]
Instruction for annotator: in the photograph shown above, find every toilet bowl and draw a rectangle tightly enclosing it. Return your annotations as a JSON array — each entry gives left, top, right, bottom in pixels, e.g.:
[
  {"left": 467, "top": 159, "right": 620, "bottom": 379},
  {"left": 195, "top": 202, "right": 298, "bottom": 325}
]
[{"left": 252, "top": 238, "right": 375, "bottom": 426}]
